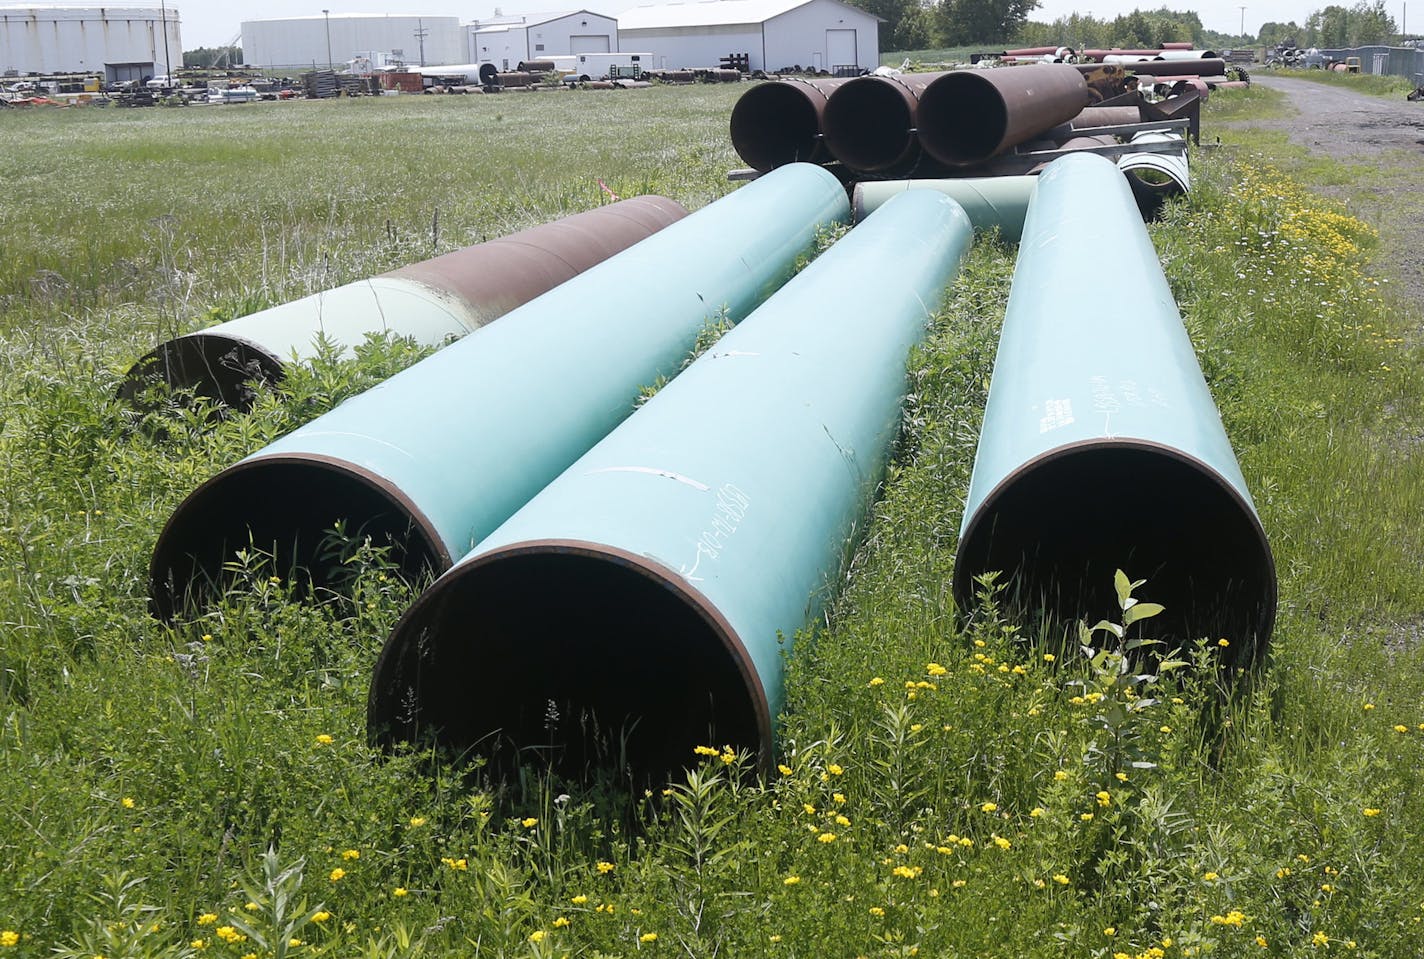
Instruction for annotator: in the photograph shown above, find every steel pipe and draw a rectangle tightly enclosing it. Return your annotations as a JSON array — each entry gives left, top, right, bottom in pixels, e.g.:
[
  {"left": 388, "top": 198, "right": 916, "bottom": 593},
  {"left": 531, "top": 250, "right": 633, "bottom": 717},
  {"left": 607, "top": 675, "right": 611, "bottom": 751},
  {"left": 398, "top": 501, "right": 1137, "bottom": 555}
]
[
  {"left": 1071, "top": 104, "right": 1145, "bottom": 128},
  {"left": 729, "top": 76, "right": 853, "bottom": 170},
  {"left": 917, "top": 64, "right": 1091, "bottom": 167},
  {"left": 1115, "top": 58, "right": 1226, "bottom": 77},
  {"left": 148, "top": 163, "right": 849, "bottom": 619},
  {"left": 368, "top": 189, "right": 975, "bottom": 779},
  {"left": 953, "top": 153, "right": 1275, "bottom": 661},
  {"left": 1119, "top": 130, "right": 1190, "bottom": 219},
  {"left": 821, "top": 71, "right": 949, "bottom": 174},
  {"left": 852, "top": 176, "right": 1036, "bottom": 241},
  {"left": 119, "top": 197, "right": 688, "bottom": 410}
]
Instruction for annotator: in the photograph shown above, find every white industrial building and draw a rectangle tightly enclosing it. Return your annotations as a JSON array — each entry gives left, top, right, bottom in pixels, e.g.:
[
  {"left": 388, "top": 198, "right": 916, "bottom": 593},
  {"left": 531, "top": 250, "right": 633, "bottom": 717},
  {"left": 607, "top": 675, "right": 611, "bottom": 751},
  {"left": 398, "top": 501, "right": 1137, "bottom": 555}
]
[
  {"left": 241, "top": 13, "right": 462, "bottom": 71},
  {"left": 466, "top": 10, "right": 618, "bottom": 70},
  {"left": 616, "top": 0, "right": 877, "bottom": 73},
  {"left": 0, "top": 5, "right": 182, "bottom": 80}
]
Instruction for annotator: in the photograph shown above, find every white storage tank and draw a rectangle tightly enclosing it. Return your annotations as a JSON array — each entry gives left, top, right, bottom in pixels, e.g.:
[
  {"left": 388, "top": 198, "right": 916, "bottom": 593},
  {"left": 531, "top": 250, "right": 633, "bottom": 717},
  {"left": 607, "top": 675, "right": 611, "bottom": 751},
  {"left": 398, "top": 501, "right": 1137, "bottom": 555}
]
[
  {"left": 242, "top": 14, "right": 461, "bottom": 72},
  {"left": 0, "top": 5, "right": 183, "bottom": 79}
]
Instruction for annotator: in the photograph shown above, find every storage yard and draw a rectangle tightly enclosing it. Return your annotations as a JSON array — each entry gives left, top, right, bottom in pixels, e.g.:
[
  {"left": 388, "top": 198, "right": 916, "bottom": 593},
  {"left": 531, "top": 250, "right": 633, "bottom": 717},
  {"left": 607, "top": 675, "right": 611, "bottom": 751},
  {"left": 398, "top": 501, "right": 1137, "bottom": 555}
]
[{"left": 3, "top": 60, "right": 1424, "bottom": 958}]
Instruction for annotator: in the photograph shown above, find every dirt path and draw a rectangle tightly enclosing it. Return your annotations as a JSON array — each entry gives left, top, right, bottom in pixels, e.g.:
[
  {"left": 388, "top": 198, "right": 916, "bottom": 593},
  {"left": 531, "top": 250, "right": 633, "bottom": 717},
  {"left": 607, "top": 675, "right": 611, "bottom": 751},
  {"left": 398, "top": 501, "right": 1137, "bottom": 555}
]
[{"left": 1242, "top": 74, "right": 1424, "bottom": 302}]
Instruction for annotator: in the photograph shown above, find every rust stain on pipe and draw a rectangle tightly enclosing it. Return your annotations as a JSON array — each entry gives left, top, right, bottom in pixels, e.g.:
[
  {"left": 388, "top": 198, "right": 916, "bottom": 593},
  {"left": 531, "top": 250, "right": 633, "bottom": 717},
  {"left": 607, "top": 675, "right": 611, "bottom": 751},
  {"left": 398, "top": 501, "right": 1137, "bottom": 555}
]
[
  {"left": 917, "top": 64, "right": 1091, "bottom": 167},
  {"left": 729, "top": 77, "right": 854, "bottom": 171},
  {"left": 821, "top": 72, "right": 950, "bottom": 174}
]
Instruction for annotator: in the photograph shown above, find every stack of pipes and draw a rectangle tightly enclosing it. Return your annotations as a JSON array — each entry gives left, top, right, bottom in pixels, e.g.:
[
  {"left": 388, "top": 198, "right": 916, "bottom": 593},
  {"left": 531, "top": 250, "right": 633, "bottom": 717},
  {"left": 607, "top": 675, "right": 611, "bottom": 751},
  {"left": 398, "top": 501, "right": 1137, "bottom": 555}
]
[{"left": 729, "top": 61, "right": 1201, "bottom": 218}]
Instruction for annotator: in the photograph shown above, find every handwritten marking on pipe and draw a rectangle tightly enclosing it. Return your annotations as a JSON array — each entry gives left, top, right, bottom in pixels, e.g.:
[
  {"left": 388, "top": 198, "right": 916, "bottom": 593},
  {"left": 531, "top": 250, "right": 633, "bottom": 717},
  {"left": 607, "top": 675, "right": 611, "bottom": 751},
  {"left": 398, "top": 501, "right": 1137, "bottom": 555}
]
[
  {"left": 1039, "top": 398, "right": 1075, "bottom": 433},
  {"left": 586, "top": 466, "right": 711, "bottom": 491},
  {"left": 679, "top": 483, "right": 751, "bottom": 583}
]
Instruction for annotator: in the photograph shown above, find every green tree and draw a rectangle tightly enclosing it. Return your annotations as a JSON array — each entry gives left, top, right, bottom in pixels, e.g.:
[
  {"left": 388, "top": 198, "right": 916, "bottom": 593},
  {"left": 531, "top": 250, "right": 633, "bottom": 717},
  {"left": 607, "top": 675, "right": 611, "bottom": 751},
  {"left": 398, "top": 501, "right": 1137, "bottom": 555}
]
[
  {"left": 936, "top": 0, "right": 1041, "bottom": 44},
  {"left": 183, "top": 45, "right": 242, "bottom": 69},
  {"left": 1258, "top": 21, "right": 1303, "bottom": 47},
  {"left": 1349, "top": 0, "right": 1395, "bottom": 43}
]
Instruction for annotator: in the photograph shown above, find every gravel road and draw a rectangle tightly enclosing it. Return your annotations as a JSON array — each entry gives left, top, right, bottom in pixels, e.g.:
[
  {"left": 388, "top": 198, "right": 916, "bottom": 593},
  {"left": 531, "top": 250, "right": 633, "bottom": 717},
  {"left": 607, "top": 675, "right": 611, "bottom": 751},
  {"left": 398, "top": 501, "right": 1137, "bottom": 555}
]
[{"left": 1243, "top": 74, "right": 1424, "bottom": 302}]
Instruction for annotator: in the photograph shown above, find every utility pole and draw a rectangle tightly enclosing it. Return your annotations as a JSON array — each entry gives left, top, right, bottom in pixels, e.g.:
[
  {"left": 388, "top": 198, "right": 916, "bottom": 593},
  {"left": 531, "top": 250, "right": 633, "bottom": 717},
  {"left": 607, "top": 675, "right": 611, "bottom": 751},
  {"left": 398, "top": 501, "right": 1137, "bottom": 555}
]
[
  {"left": 159, "top": 0, "right": 172, "bottom": 76},
  {"left": 323, "top": 9, "right": 333, "bottom": 70},
  {"left": 1240, "top": 5, "right": 1247, "bottom": 39},
  {"left": 414, "top": 18, "right": 428, "bottom": 66}
]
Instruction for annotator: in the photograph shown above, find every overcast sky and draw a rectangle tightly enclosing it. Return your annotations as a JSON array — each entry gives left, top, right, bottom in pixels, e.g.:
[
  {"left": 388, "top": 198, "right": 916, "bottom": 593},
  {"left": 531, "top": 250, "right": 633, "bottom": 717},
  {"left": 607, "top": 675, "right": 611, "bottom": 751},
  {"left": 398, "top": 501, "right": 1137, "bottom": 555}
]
[{"left": 154, "top": 0, "right": 1347, "bottom": 50}]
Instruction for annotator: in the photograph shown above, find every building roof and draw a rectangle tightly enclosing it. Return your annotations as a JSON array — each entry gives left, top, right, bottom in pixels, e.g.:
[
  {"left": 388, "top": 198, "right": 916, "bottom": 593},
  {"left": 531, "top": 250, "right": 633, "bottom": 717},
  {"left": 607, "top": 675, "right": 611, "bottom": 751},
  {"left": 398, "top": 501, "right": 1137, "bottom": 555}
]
[
  {"left": 469, "top": 9, "right": 614, "bottom": 29},
  {"left": 616, "top": 0, "right": 868, "bottom": 30}
]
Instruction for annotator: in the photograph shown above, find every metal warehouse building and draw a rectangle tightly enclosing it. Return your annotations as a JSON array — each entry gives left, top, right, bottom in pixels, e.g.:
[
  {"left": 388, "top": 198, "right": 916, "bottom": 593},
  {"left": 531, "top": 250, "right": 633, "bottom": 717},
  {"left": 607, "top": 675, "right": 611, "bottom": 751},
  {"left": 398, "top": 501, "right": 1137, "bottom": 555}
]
[
  {"left": 467, "top": 10, "right": 618, "bottom": 70},
  {"left": 241, "top": 13, "right": 462, "bottom": 71},
  {"left": 0, "top": 5, "right": 182, "bottom": 80},
  {"left": 616, "top": 0, "right": 877, "bottom": 73}
]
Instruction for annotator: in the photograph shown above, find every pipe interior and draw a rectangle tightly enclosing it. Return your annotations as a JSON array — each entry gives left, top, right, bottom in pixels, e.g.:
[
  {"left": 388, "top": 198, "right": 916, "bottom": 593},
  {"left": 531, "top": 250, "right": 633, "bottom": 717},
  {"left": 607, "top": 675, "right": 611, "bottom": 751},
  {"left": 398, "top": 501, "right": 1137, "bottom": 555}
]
[
  {"left": 118, "top": 334, "right": 284, "bottom": 411},
  {"left": 954, "top": 445, "right": 1275, "bottom": 664},
  {"left": 823, "top": 79, "right": 916, "bottom": 170},
  {"left": 918, "top": 74, "right": 1009, "bottom": 165},
  {"left": 150, "top": 459, "right": 444, "bottom": 619},
  {"left": 369, "top": 550, "right": 764, "bottom": 784},
  {"left": 729, "top": 83, "right": 824, "bottom": 171}
]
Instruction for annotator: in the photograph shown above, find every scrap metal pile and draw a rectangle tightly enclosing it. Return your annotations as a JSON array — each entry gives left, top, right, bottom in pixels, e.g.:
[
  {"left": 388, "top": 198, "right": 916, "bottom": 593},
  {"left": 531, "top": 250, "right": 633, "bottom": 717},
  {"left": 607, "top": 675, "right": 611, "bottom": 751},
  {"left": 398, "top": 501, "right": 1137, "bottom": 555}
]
[{"left": 729, "top": 53, "right": 1240, "bottom": 221}]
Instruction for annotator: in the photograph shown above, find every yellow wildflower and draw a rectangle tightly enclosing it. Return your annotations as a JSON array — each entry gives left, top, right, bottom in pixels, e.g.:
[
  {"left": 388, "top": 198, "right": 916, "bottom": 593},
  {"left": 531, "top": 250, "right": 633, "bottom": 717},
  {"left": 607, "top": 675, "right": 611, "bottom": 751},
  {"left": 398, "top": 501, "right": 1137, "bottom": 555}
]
[
  {"left": 1257, "top": 937, "right": 1268, "bottom": 948},
  {"left": 553, "top": 917, "right": 571, "bottom": 928},
  {"left": 121, "top": 797, "right": 136, "bottom": 809},
  {"left": 803, "top": 803, "right": 817, "bottom": 814},
  {"left": 1054, "top": 770, "right": 1069, "bottom": 781},
  {"left": 693, "top": 745, "right": 719, "bottom": 757},
  {"left": 927, "top": 662, "right": 947, "bottom": 677},
  {"left": 835, "top": 815, "right": 851, "bottom": 827},
  {"left": 817, "top": 832, "right": 837, "bottom": 843},
  {"left": 1203, "top": 871, "right": 1219, "bottom": 881},
  {"left": 1217, "top": 638, "right": 1230, "bottom": 647},
  {"left": 640, "top": 932, "right": 658, "bottom": 943},
  {"left": 868, "top": 677, "right": 884, "bottom": 687},
  {"left": 1210, "top": 911, "right": 1247, "bottom": 927},
  {"left": 215, "top": 927, "right": 245, "bottom": 944},
  {"left": 1043, "top": 653, "right": 1056, "bottom": 662},
  {"left": 1096, "top": 791, "right": 1112, "bottom": 807},
  {"left": 288, "top": 939, "right": 303, "bottom": 948},
  {"left": 1080, "top": 813, "right": 1094, "bottom": 822},
  {"left": 341, "top": 848, "right": 360, "bottom": 860},
  {"left": 980, "top": 802, "right": 998, "bottom": 813},
  {"left": 770, "top": 934, "right": 782, "bottom": 942},
  {"left": 1312, "top": 931, "right": 1329, "bottom": 947},
  {"left": 521, "top": 817, "right": 539, "bottom": 828},
  {"left": 1104, "top": 927, "right": 1116, "bottom": 937},
  {"left": 191, "top": 940, "right": 206, "bottom": 950},
  {"left": 1053, "top": 874, "right": 1070, "bottom": 884},
  {"left": 328, "top": 868, "right": 346, "bottom": 882},
  {"left": 833, "top": 792, "right": 846, "bottom": 803},
  {"left": 783, "top": 875, "right": 801, "bottom": 885},
  {"left": 1363, "top": 807, "right": 1381, "bottom": 817},
  {"left": 596, "top": 861, "right": 615, "bottom": 874},
  {"left": 778, "top": 764, "right": 794, "bottom": 776},
  {"left": 952, "top": 879, "right": 966, "bottom": 888},
  {"left": 892, "top": 865, "right": 922, "bottom": 879},
  {"left": 393, "top": 887, "right": 408, "bottom": 897},
  {"left": 196, "top": 914, "right": 217, "bottom": 926},
  {"left": 828, "top": 764, "right": 844, "bottom": 776},
  {"left": 528, "top": 930, "right": 547, "bottom": 944},
  {"left": 315, "top": 734, "right": 334, "bottom": 745},
  {"left": 409, "top": 816, "right": 427, "bottom": 827},
  {"left": 1394, "top": 725, "right": 1409, "bottom": 734},
  {"left": 0, "top": 932, "right": 18, "bottom": 948},
  {"left": 1030, "top": 806, "right": 1044, "bottom": 818}
]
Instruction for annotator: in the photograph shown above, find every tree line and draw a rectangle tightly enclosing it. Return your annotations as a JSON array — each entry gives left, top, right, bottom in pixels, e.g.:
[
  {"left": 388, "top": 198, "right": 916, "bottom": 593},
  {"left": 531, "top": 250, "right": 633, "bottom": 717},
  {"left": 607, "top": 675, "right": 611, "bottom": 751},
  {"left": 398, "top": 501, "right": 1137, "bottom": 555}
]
[{"left": 850, "top": 0, "right": 1405, "bottom": 53}]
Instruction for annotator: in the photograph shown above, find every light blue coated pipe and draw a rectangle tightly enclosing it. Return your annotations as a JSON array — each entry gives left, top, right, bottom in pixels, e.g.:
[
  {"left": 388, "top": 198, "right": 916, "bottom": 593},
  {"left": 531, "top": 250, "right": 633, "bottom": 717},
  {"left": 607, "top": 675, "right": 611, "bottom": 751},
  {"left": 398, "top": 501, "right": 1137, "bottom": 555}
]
[
  {"left": 368, "top": 190, "right": 975, "bottom": 778},
  {"left": 953, "top": 152, "right": 1274, "bottom": 662},
  {"left": 149, "top": 163, "right": 849, "bottom": 619},
  {"left": 852, "top": 176, "right": 1036, "bottom": 241}
]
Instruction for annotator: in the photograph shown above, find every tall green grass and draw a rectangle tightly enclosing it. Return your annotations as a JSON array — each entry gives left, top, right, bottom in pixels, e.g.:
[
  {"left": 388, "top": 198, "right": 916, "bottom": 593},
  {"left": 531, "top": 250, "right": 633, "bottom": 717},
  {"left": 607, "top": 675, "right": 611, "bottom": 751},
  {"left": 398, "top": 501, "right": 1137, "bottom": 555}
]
[{"left": 2, "top": 85, "right": 1424, "bottom": 958}]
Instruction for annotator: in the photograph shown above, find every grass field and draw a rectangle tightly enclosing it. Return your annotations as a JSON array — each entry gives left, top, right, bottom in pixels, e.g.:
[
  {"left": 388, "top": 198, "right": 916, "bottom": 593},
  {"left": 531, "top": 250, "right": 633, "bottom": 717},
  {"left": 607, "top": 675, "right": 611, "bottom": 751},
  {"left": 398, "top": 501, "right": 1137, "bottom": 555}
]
[{"left": 3, "top": 84, "right": 1424, "bottom": 958}]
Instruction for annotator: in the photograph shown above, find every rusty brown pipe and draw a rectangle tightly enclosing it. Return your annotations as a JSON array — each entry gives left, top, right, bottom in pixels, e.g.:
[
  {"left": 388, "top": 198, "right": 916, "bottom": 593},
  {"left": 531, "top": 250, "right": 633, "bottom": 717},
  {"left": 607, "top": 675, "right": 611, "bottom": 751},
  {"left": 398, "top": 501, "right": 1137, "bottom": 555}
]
[
  {"left": 917, "top": 64, "right": 1091, "bottom": 167},
  {"left": 1071, "top": 104, "right": 1146, "bottom": 128},
  {"left": 728, "top": 76, "right": 852, "bottom": 170},
  {"left": 821, "top": 72, "right": 949, "bottom": 174},
  {"left": 1103, "top": 58, "right": 1226, "bottom": 77},
  {"left": 119, "top": 197, "right": 689, "bottom": 410}
]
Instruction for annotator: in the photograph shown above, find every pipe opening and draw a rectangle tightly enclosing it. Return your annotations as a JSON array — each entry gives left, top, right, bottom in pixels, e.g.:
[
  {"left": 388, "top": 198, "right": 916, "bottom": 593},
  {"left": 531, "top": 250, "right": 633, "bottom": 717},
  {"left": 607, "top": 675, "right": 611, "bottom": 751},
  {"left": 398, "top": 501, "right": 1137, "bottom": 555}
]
[
  {"left": 117, "top": 333, "right": 284, "bottom": 412},
  {"left": 917, "top": 73, "right": 1009, "bottom": 165},
  {"left": 150, "top": 456, "right": 447, "bottom": 620},
  {"left": 368, "top": 544, "right": 767, "bottom": 785},
  {"left": 729, "top": 82, "right": 825, "bottom": 171},
  {"left": 954, "top": 443, "right": 1275, "bottom": 665},
  {"left": 822, "top": 78, "right": 917, "bottom": 171}
]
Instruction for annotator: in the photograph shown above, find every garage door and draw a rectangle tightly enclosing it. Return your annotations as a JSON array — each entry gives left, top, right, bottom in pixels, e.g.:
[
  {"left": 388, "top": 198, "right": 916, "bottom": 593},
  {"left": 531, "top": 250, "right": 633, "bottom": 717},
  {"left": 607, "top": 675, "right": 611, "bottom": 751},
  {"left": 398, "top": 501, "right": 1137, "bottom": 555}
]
[
  {"left": 826, "top": 29, "right": 857, "bottom": 70},
  {"left": 570, "top": 34, "right": 611, "bottom": 53}
]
